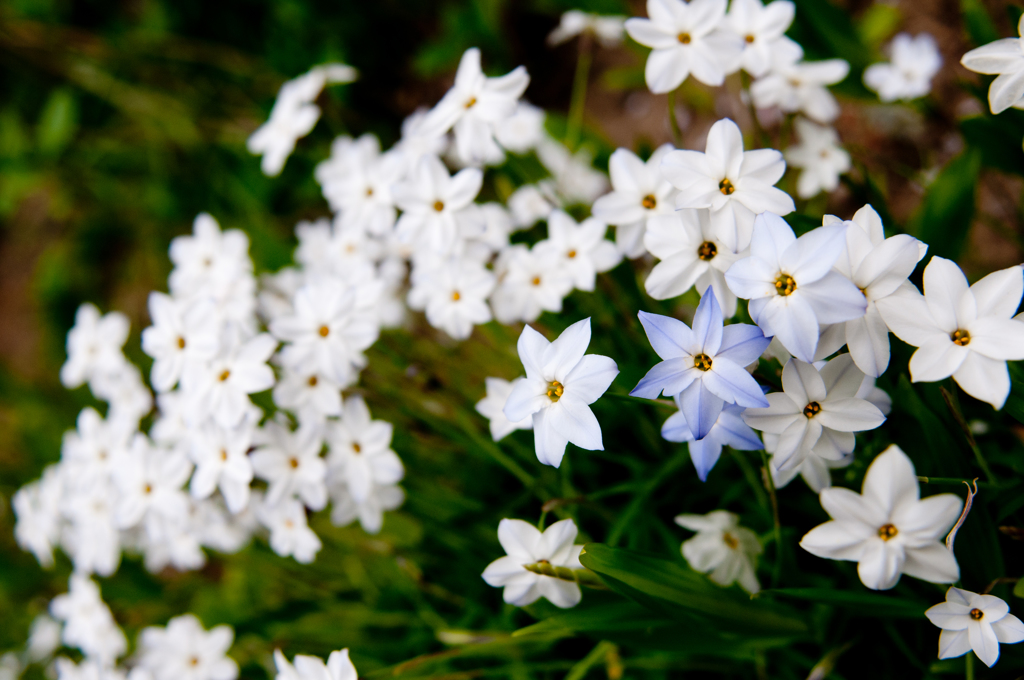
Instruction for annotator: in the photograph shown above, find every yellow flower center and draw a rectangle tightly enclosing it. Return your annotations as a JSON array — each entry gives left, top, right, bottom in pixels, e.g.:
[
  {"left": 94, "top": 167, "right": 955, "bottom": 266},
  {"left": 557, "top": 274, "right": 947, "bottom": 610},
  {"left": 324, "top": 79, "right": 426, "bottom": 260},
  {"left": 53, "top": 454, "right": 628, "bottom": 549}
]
[
  {"left": 319, "top": 325, "right": 330, "bottom": 337},
  {"left": 531, "top": 276, "right": 542, "bottom": 286},
  {"left": 722, "top": 532, "right": 739, "bottom": 549},
  {"left": 803, "top": 401, "right": 821, "bottom": 418},
  {"left": 745, "top": 34, "right": 755, "bottom": 44},
  {"left": 697, "top": 241, "right": 717, "bottom": 261},
  {"left": 289, "top": 457, "right": 299, "bottom": 469},
  {"left": 218, "top": 369, "right": 231, "bottom": 382},
  {"left": 970, "top": 608, "right": 984, "bottom": 620},
  {"left": 719, "top": 178, "right": 735, "bottom": 195},
  {"left": 878, "top": 523, "right": 898, "bottom": 541},
  {"left": 451, "top": 291, "right": 461, "bottom": 301},
  {"left": 546, "top": 381, "right": 564, "bottom": 402},
  {"left": 433, "top": 200, "right": 445, "bottom": 212},
  {"left": 308, "top": 375, "right": 318, "bottom": 387},
  {"left": 177, "top": 336, "right": 186, "bottom": 349},
  {"left": 775, "top": 273, "right": 797, "bottom": 296},
  {"left": 352, "top": 443, "right": 362, "bottom": 454},
  {"left": 641, "top": 194, "right": 657, "bottom": 209},
  {"left": 465, "top": 96, "right": 477, "bottom": 109},
  {"left": 567, "top": 249, "right": 577, "bottom": 259},
  {"left": 693, "top": 353, "right": 713, "bottom": 371},
  {"left": 952, "top": 329, "right": 971, "bottom": 346},
  {"left": 677, "top": 32, "right": 692, "bottom": 44}
]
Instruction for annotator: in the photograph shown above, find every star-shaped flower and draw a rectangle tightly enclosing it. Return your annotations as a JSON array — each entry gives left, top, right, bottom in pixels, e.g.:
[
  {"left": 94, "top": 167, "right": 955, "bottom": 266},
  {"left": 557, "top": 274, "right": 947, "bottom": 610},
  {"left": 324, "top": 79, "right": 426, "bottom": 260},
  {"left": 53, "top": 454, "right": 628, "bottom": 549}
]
[
  {"left": 925, "top": 587, "right": 1024, "bottom": 668},
  {"left": 481, "top": 518, "right": 586, "bottom": 608}
]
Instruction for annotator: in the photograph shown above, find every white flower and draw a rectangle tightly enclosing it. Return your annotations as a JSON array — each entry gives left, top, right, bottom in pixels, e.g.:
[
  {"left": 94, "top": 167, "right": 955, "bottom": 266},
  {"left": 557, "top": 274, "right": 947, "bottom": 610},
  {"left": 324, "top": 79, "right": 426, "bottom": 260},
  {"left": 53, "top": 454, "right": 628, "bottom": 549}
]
[
  {"left": 725, "top": 0, "right": 800, "bottom": 78},
  {"left": 507, "top": 184, "right": 557, "bottom": 229},
  {"left": 270, "top": 279, "right": 379, "bottom": 385},
  {"left": 188, "top": 419, "right": 256, "bottom": 514},
  {"left": 54, "top": 659, "right": 125, "bottom": 680},
  {"left": 925, "top": 588, "right": 1024, "bottom": 667},
  {"left": 272, "top": 367, "right": 345, "bottom": 424},
  {"left": 60, "top": 303, "right": 129, "bottom": 389},
  {"left": 675, "top": 511, "right": 761, "bottom": 593},
  {"left": 390, "top": 107, "right": 449, "bottom": 169},
  {"left": 481, "top": 518, "right": 585, "bottom": 608},
  {"left": 182, "top": 333, "right": 276, "bottom": 429},
  {"left": 251, "top": 420, "right": 327, "bottom": 510},
  {"left": 662, "top": 118, "right": 795, "bottom": 252},
  {"left": 725, "top": 212, "right": 866, "bottom": 362},
  {"left": 137, "top": 614, "right": 238, "bottom": 680},
  {"left": 743, "top": 356, "right": 885, "bottom": 471},
  {"left": 112, "top": 435, "right": 192, "bottom": 533},
  {"left": 27, "top": 614, "right": 63, "bottom": 662},
  {"left": 326, "top": 396, "right": 404, "bottom": 505},
  {"left": 548, "top": 10, "right": 627, "bottom": 46},
  {"left": 169, "top": 213, "right": 253, "bottom": 301},
  {"left": 141, "top": 293, "right": 219, "bottom": 392},
  {"left": 60, "top": 481, "right": 122, "bottom": 577},
  {"left": 423, "top": 48, "right": 530, "bottom": 166},
  {"left": 783, "top": 118, "right": 851, "bottom": 199},
  {"left": 407, "top": 256, "right": 495, "bottom": 340},
  {"left": 394, "top": 155, "right": 484, "bottom": 253},
  {"left": 90, "top": 363, "right": 154, "bottom": 429},
  {"left": 535, "top": 136, "right": 609, "bottom": 204},
  {"left": 864, "top": 33, "right": 942, "bottom": 103},
  {"left": 247, "top": 63, "right": 356, "bottom": 176},
  {"left": 476, "top": 377, "right": 534, "bottom": 441},
  {"left": 503, "top": 318, "right": 619, "bottom": 467},
  {"left": 750, "top": 44, "right": 850, "bottom": 123},
  {"left": 256, "top": 496, "right": 322, "bottom": 564},
  {"left": 494, "top": 102, "right": 546, "bottom": 154},
  {"left": 876, "top": 258, "right": 1024, "bottom": 409},
  {"left": 800, "top": 444, "right": 962, "bottom": 590},
  {"left": 533, "top": 211, "right": 621, "bottom": 292},
  {"left": 591, "top": 145, "right": 678, "bottom": 258},
  {"left": 272, "top": 649, "right": 358, "bottom": 680},
  {"left": 631, "top": 289, "right": 770, "bottom": 439},
  {"left": 50, "top": 574, "right": 127, "bottom": 666},
  {"left": 328, "top": 481, "right": 404, "bottom": 535},
  {"left": 624, "top": 0, "right": 743, "bottom": 93},
  {"left": 489, "top": 245, "right": 574, "bottom": 324},
  {"left": 13, "top": 466, "right": 64, "bottom": 568},
  {"left": 960, "top": 15, "right": 1024, "bottom": 114},
  {"left": 642, "top": 209, "right": 742, "bottom": 314},
  {"left": 662, "top": 401, "right": 763, "bottom": 480},
  {"left": 823, "top": 205, "right": 927, "bottom": 376},
  {"left": 60, "top": 407, "right": 132, "bottom": 490},
  {"left": 319, "top": 134, "right": 403, "bottom": 236}
]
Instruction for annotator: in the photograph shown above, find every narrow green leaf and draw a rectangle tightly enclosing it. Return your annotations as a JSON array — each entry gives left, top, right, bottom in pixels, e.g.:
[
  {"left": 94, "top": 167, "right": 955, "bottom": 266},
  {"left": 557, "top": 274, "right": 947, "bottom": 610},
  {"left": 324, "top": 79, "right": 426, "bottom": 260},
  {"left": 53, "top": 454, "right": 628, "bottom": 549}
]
[
  {"left": 1014, "top": 579, "right": 1024, "bottom": 599},
  {"left": 961, "top": 114, "right": 1024, "bottom": 176},
  {"left": 758, "top": 588, "right": 928, "bottom": 618},
  {"left": 911, "top": 149, "right": 982, "bottom": 261},
  {"left": 578, "top": 543, "right": 808, "bottom": 639},
  {"left": 513, "top": 600, "right": 674, "bottom": 637}
]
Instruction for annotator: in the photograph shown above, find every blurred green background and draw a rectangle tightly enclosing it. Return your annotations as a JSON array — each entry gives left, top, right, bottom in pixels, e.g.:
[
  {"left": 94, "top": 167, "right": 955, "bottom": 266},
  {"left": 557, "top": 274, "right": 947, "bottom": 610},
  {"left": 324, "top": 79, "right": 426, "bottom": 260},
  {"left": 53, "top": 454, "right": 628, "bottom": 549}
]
[{"left": 3, "top": 0, "right": 1024, "bottom": 678}]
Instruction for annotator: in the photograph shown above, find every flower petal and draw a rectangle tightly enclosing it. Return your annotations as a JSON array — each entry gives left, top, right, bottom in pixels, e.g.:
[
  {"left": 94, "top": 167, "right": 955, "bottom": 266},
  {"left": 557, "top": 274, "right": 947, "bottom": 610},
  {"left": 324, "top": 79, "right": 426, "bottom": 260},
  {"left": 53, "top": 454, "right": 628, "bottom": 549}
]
[
  {"left": 857, "top": 539, "right": 905, "bottom": 590},
  {"left": 679, "top": 381, "right": 726, "bottom": 440},
  {"left": 638, "top": 311, "right": 695, "bottom": 359}
]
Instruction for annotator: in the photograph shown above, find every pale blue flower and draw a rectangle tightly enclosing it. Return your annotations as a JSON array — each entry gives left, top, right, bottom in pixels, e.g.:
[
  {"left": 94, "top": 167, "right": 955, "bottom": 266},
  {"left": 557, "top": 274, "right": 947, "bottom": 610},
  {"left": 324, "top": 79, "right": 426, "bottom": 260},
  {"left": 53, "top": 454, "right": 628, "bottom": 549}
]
[
  {"left": 631, "top": 287, "right": 770, "bottom": 439},
  {"left": 662, "top": 401, "right": 763, "bottom": 481}
]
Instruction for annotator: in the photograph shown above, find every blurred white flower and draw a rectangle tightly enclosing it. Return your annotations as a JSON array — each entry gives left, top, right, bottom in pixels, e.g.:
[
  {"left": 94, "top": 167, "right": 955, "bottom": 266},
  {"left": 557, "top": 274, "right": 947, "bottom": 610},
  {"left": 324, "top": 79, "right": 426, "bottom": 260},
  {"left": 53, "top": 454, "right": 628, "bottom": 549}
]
[
  {"left": 113, "top": 435, "right": 192, "bottom": 533},
  {"left": 252, "top": 420, "right": 328, "bottom": 510},
  {"left": 800, "top": 444, "right": 961, "bottom": 590},
  {"left": 60, "top": 303, "right": 130, "bottom": 390},
  {"left": 273, "top": 648, "right": 358, "bottom": 680},
  {"left": 675, "top": 510, "right": 761, "bottom": 593},
  {"left": 504, "top": 318, "right": 619, "bottom": 467},
  {"left": 489, "top": 245, "right": 574, "bottom": 324},
  {"left": 495, "top": 102, "right": 546, "bottom": 154},
  {"left": 725, "top": 0, "right": 800, "bottom": 78},
  {"left": 625, "top": 0, "right": 743, "bottom": 93},
  {"left": 326, "top": 396, "right": 404, "bottom": 506},
  {"left": 783, "top": 118, "right": 851, "bottom": 199},
  {"left": 407, "top": 255, "right": 495, "bottom": 340},
  {"left": 926, "top": 587, "right": 1024, "bottom": 667},
  {"left": 182, "top": 333, "right": 276, "bottom": 429},
  {"left": 394, "top": 155, "right": 484, "bottom": 254},
  {"left": 533, "top": 211, "right": 621, "bottom": 292},
  {"left": 662, "top": 118, "right": 794, "bottom": 252},
  {"left": 961, "top": 15, "right": 1024, "bottom": 114},
  {"left": 864, "top": 33, "right": 942, "bottom": 102},
  {"left": 188, "top": 419, "right": 256, "bottom": 514},
  {"left": 27, "top": 614, "right": 62, "bottom": 662},
  {"left": 876, "top": 258, "right": 1024, "bottom": 409},
  {"left": 50, "top": 574, "right": 127, "bottom": 666},
  {"left": 750, "top": 43, "right": 849, "bottom": 123},
  {"left": 142, "top": 293, "right": 219, "bottom": 393},
  {"left": 328, "top": 482, "right": 404, "bottom": 535},
  {"left": 481, "top": 518, "right": 585, "bottom": 608},
  {"left": 257, "top": 496, "right": 322, "bottom": 563},
  {"left": 137, "top": 614, "right": 238, "bottom": 680},
  {"left": 476, "top": 377, "right": 534, "bottom": 441},
  {"left": 548, "top": 10, "right": 626, "bottom": 47}
]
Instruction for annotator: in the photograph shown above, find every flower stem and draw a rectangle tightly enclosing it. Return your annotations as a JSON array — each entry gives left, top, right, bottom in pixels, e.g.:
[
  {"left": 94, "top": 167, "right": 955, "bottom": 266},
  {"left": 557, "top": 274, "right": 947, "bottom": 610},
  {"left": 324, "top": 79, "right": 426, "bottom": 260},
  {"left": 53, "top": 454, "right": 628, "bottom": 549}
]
[
  {"left": 522, "top": 561, "right": 607, "bottom": 588},
  {"left": 760, "top": 449, "right": 783, "bottom": 588},
  {"left": 667, "top": 88, "right": 683, "bottom": 146},
  {"left": 565, "top": 34, "right": 592, "bottom": 152},
  {"left": 965, "top": 651, "right": 975, "bottom": 680},
  {"left": 939, "top": 385, "right": 997, "bottom": 485}
]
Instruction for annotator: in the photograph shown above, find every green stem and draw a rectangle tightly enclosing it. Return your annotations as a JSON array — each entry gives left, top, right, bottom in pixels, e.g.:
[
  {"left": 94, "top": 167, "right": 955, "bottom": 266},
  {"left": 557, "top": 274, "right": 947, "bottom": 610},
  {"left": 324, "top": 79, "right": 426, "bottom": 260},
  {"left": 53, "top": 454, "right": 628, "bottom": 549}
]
[
  {"left": 940, "top": 385, "right": 997, "bottom": 485},
  {"left": 565, "top": 34, "right": 592, "bottom": 151},
  {"left": 760, "top": 449, "right": 783, "bottom": 588},
  {"left": 917, "top": 476, "right": 992, "bottom": 486},
  {"left": 966, "top": 651, "right": 975, "bottom": 680},
  {"left": 522, "top": 561, "right": 607, "bottom": 589},
  {"left": 667, "top": 88, "right": 683, "bottom": 146}
]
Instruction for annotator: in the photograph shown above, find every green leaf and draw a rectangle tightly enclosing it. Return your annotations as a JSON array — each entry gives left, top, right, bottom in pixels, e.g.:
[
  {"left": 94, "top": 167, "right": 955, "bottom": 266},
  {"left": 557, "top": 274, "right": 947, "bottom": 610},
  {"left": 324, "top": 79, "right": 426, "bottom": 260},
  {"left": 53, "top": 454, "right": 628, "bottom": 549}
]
[
  {"left": 758, "top": 588, "right": 928, "bottom": 619},
  {"left": 1014, "top": 579, "right": 1024, "bottom": 599},
  {"left": 911, "top": 148, "right": 982, "bottom": 262},
  {"left": 36, "top": 88, "right": 78, "bottom": 156},
  {"left": 1004, "top": 363, "right": 1024, "bottom": 427},
  {"left": 961, "top": 0, "right": 1001, "bottom": 46},
  {"left": 856, "top": 4, "right": 902, "bottom": 50},
  {"left": 513, "top": 599, "right": 674, "bottom": 637},
  {"left": 961, "top": 114, "right": 1024, "bottom": 176},
  {"left": 578, "top": 543, "right": 808, "bottom": 640},
  {"left": 789, "top": 0, "right": 870, "bottom": 73}
]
